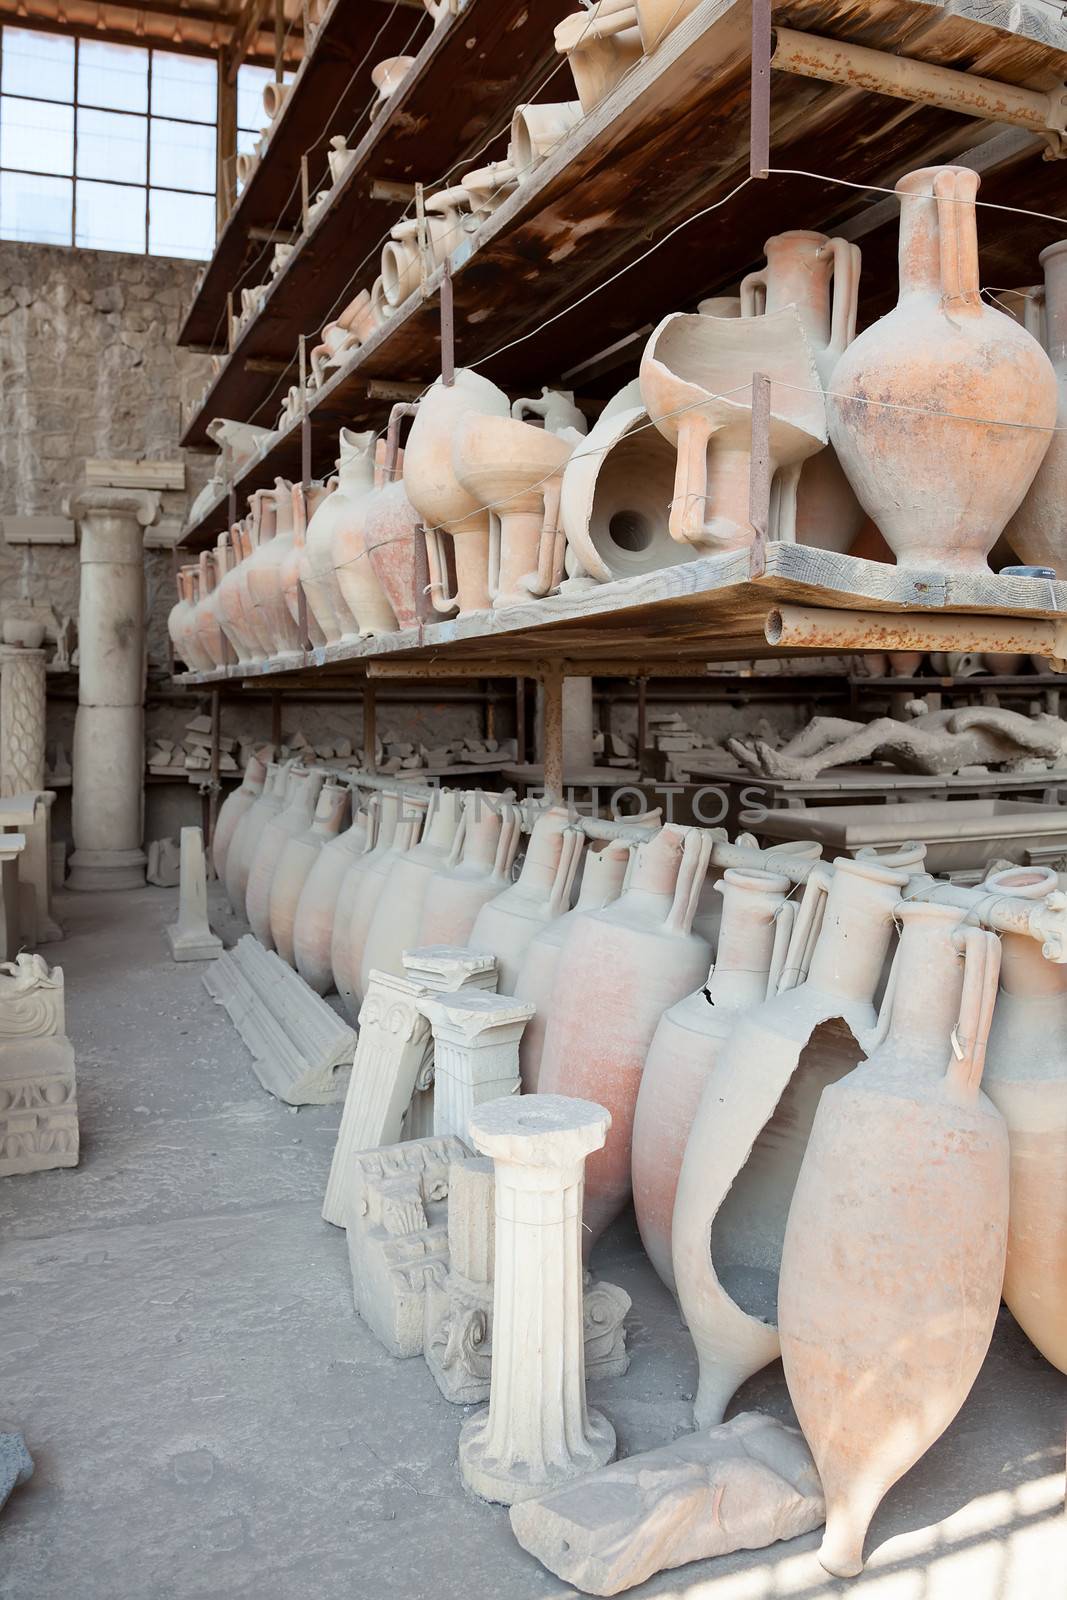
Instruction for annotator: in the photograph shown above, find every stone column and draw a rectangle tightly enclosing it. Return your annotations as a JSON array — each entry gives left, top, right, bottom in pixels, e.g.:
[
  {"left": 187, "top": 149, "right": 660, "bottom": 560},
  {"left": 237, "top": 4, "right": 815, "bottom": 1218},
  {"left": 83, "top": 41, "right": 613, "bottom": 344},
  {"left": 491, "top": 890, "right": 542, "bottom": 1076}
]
[
  {"left": 420, "top": 990, "right": 534, "bottom": 1144},
  {"left": 66, "top": 489, "right": 159, "bottom": 891},
  {"left": 0, "top": 645, "right": 46, "bottom": 795},
  {"left": 459, "top": 1094, "right": 617, "bottom": 1505}
]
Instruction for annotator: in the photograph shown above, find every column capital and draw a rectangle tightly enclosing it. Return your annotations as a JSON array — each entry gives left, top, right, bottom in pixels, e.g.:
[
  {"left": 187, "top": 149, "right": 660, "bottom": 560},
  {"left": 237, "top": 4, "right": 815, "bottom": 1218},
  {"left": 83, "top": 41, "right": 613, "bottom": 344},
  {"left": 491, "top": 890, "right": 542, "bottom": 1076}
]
[
  {"left": 66, "top": 488, "right": 161, "bottom": 528},
  {"left": 468, "top": 1094, "right": 610, "bottom": 1171},
  {"left": 418, "top": 990, "right": 535, "bottom": 1048}
]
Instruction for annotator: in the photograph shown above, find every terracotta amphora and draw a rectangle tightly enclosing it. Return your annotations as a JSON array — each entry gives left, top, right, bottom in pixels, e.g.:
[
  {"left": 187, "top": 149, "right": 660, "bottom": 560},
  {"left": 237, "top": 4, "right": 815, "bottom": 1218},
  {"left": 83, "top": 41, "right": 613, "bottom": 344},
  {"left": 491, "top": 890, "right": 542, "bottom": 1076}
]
[
  {"left": 779, "top": 906, "right": 1007, "bottom": 1577},
  {"left": 515, "top": 838, "right": 632, "bottom": 1093},
  {"left": 246, "top": 480, "right": 304, "bottom": 657},
  {"left": 555, "top": 2, "right": 642, "bottom": 115},
  {"left": 168, "top": 566, "right": 208, "bottom": 673},
  {"left": 633, "top": 866, "right": 792, "bottom": 1295},
  {"left": 211, "top": 530, "right": 243, "bottom": 661},
  {"left": 212, "top": 747, "right": 270, "bottom": 883},
  {"left": 194, "top": 551, "right": 228, "bottom": 668},
  {"left": 403, "top": 370, "right": 511, "bottom": 616},
  {"left": 364, "top": 456, "right": 421, "bottom": 630},
  {"left": 559, "top": 379, "right": 684, "bottom": 583},
  {"left": 293, "top": 789, "right": 375, "bottom": 993},
  {"left": 331, "top": 788, "right": 429, "bottom": 1018},
  {"left": 740, "top": 230, "right": 865, "bottom": 553},
  {"left": 236, "top": 496, "right": 277, "bottom": 660},
  {"left": 1005, "top": 242, "right": 1067, "bottom": 575},
  {"left": 279, "top": 482, "right": 330, "bottom": 648},
  {"left": 415, "top": 793, "right": 524, "bottom": 947},
  {"left": 380, "top": 186, "right": 469, "bottom": 309},
  {"left": 510, "top": 101, "right": 582, "bottom": 180},
  {"left": 640, "top": 309, "right": 827, "bottom": 551},
  {"left": 268, "top": 780, "right": 350, "bottom": 966},
  {"left": 224, "top": 760, "right": 290, "bottom": 915},
  {"left": 537, "top": 825, "right": 713, "bottom": 1254},
  {"left": 978, "top": 865, "right": 1067, "bottom": 1374},
  {"left": 245, "top": 767, "right": 324, "bottom": 947},
  {"left": 332, "top": 435, "right": 398, "bottom": 638},
  {"left": 829, "top": 165, "right": 1057, "bottom": 572},
  {"left": 299, "top": 428, "right": 369, "bottom": 644},
  {"left": 359, "top": 786, "right": 466, "bottom": 991},
  {"left": 215, "top": 525, "right": 256, "bottom": 663},
  {"left": 468, "top": 805, "right": 585, "bottom": 992},
  {"left": 672, "top": 849, "right": 915, "bottom": 1427}
]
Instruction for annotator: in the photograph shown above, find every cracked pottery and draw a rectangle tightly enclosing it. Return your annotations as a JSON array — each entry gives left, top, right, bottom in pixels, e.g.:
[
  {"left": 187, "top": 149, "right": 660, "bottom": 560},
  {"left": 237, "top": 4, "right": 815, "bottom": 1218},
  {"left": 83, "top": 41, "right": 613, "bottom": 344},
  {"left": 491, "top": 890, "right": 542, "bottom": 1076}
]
[
  {"left": 211, "top": 748, "right": 270, "bottom": 883},
  {"left": 245, "top": 767, "right": 324, "bottom": 948},
  {"left": 515, "top": 838, "right": 632, "bottom": 1093},
  {"left": 359, "top": 786, "right": 465, "bottom": 992},
  {"left": 828, "top": 165, "right": 1057, "bottom": 572},
  {"left": 268, "top": 781, "right": 350, "bottom": 966},
  {"left": 633, "top": 866, "right": 793, "bottom": 1296},
  {"left": 331, "top": 789, "right": 429, "bottom": 1019},
  {"left": 537, "top": 824, "right": 712, "bottom": 1254},
  {"left": 415, "top": 794, "right": 524, "bottom": 947},
  {"left": 640, "top": 307, "right": 827, "bottom": 552},
  {"left": 1005, "top": 240, "right": 1067, "bottom": 575},
  {"left": 779, "top": 905, "right": 1006, "bottom": 1578},
  {"left": 293, "top": 790, "right": 375, "bottom": 994},
  {"left": 224, "top": 760, "right": 291, "bottom": 915},
  {"left": 404, "top": 370, "right": 511, "bottom": 616},
  {"left": 468, "top": 805, "right": 584, "bottom": 992},
  {"left": 672, "top": 848, "right": 916, "bottom": 1427},
  {"left": 332, "top": 434, "right": 399, "bottom": 638},
  {"left": 979, "top": 865, "right": 1067, "bottom": 1374}
]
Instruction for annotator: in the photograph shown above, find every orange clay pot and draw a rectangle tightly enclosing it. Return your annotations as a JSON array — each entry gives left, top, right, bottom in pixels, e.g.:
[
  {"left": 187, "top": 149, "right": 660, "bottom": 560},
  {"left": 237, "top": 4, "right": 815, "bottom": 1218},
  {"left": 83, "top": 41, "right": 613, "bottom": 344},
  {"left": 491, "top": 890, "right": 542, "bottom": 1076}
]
[{"left": 292, "top": 791, "right": 374, "bottom": 994}]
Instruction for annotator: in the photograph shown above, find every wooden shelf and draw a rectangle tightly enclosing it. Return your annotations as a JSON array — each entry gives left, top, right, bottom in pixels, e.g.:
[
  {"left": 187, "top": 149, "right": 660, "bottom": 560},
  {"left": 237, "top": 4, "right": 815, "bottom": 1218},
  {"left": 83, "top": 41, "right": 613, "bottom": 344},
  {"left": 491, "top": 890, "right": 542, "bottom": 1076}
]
[
  {"left": 179, "top": 0, "right": 569, "bottom": 426},
  {"left": 179, "top": 0, "right": 431, "bottom": 353},
  {"left": 178, "top": 0, "right": 1067, "bottom": 547},
  {"left": 169, "top": 545, "right": 1067, "bottom": 689}
]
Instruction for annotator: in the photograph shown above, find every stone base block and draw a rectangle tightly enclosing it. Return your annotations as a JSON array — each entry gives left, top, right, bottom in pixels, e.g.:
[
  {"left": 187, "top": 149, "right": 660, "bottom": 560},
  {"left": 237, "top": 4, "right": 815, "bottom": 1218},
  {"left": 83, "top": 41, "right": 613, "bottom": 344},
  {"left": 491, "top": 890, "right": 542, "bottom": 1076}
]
[
  {"left": 203, "top": 934, "right": 354, "bottom": 1104},
  {"left": 0, "top": 1034, "right": 78, "bottom": 1176},
  {"left": 67, "top": 846, "right": 146, "bottom": 892},
  {"left": 166, "top": 923, "right": 222, "bottom": 962},
  {"left": 461, "top": 1405, "right": 616, "bottom": 1507}
]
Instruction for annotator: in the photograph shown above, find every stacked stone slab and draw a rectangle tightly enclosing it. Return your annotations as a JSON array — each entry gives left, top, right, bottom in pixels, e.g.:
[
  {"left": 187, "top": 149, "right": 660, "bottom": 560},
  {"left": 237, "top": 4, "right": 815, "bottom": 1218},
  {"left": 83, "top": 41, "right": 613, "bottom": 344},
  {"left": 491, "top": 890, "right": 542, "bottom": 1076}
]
[{"left": 0, "top": 953, "right": 78, "bottom": 1177}]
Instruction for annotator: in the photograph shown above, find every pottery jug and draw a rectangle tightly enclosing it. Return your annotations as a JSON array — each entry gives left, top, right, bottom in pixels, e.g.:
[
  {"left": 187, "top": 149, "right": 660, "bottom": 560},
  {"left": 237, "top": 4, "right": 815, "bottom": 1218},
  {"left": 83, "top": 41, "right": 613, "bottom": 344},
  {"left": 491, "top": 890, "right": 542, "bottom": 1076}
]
[
  {"left": 279, "top": 482, "right": 330, "bottom": 648},
  {"left": 215, "top": 525, "right": 256, "bottom": 663},
  {"left": 672, "top": 849, "right": 915, "bottom": 1427},
  {"left": 210, "top": 531, "right": 243, "bottom": 661},
  {"left": 359, "top": 786, "right": 466, "bottom": 991},
  {"left": 403, "top": 370, "right": 511, "bottom": 616},
  {"left": 364, "top": 459, "right": 421, "bottom": 630},
  {"left": 299, "top": 431, "right": 366, "bottom": 643},
  {"left": 330, "top": 788, "right": 425, "bottom": 1017},
  {"left": 212, "top": 747, "right": 270, "bottom": 883},
  {"left": 371, "top": 54, "right": 414, "bottom": 116},
  {"left": 779, "top": 906, "right": 1006, "bottom": 1577},
  {"left": 237, "top": 494, "right": 277, "bottom": 660},
  {"left": 829, "top": 165, "right": 1057, "bottom": 571},
  {"left": 333, "top": 434, "right": 398, "bottom": 638},
  {"left": 415, "top": 793, "right": 524, "bottom": 947},
  {"left": 468, "top": 805, "right": 585, "bottom": 992},
  {"left": 245, "top": 767, "right": 324, "bottom": 947},
  {"left": 268, "top": 780, "right": 350, "bottom": 966},
  {"left": 293, "top": 789, "right": 375, "bottom": 993},
  {"left": 246, "top": 480, "right": 304, "bottom": 657},
  {"left": 633, "top": 866, "right": 792, "bottom": 1295},
  {"left": 515, "top": 837, "right": 632, "bottom": 1093},
  {"left": 224, "top": 761, "right": 290, "bottom": 915},
  {"left": 640, "top": 308, "right": 827, "bottom": 551},
  {"left": 380, "top": 186, "right": 469, "bottom": 309},
  {"left": 538, "top": 825, "right": 713, "bottom": 1253},
  {"left": 740, "top": 230, "right": 865, "bottom": 553},
  {"left": 1005, "top": 241, "right": 1067, "bottom": 575},
  {"left": 555, "top": 1, "right": 642, "bottom": 114},
  {"left": 509, "top": 101, "right": 582, "bottom": 178},
  {"left": 979, "top": 865, "right": 1067, "bottom": 1374},
  {"left": 195, "top": 551, "right": 228, "bottom": 667},
  {"left": 168, "top": 566, "right": 208, "bottom": 673}
]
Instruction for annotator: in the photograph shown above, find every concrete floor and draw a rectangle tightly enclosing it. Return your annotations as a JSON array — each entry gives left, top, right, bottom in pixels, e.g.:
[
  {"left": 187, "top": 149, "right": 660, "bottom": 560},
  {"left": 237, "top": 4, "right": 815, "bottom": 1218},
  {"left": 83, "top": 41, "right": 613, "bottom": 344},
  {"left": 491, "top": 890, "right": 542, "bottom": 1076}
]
[{"left": 1, "top": 885, "right": 1064, "bottom": 1599}]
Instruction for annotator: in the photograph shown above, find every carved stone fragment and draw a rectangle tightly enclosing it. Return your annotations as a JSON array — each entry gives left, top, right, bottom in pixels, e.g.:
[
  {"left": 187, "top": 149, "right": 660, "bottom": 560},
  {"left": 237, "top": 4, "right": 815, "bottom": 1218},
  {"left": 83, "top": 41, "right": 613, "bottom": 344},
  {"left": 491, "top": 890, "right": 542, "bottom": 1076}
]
[{"left": 0, "top": 1034, "right": 78, "bottom": 1176}]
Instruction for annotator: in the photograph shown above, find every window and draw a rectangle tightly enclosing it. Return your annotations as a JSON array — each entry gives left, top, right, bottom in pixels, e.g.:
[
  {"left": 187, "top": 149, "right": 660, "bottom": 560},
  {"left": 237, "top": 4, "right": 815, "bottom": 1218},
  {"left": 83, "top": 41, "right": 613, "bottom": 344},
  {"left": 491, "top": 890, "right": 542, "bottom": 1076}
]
[
  {"left": 235, "top": 62, "right": 293, "bottom": 192},
  {"left": 0, "top": 27, "right": 217, "bottom": 259}
]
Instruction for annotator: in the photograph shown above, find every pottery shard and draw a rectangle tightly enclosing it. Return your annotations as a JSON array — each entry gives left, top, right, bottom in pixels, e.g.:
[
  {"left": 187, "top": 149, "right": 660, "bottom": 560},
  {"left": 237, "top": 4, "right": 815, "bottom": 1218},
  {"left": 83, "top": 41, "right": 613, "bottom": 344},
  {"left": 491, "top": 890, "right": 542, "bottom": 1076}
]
[{"left": 509, "top": 1412, "right": 825, "bottom": 1596}]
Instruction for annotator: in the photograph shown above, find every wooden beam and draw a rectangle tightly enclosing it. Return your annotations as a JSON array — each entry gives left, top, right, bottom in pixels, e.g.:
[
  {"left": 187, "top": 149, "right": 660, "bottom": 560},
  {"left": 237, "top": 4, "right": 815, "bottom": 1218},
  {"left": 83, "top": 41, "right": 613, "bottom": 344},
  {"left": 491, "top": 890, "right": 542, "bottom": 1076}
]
[
  {"left": 216, "top": 53, "right": 238, "bottom": 234},
  {"left": 225, "top": 0, "right": 272, "bottom": 83}
]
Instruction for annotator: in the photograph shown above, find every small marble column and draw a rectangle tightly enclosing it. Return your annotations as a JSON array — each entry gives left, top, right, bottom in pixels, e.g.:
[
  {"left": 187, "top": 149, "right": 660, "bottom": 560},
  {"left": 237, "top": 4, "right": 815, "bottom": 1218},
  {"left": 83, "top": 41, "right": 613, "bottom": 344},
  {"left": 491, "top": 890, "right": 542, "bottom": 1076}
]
[
  {"left": 166, "top": 827, "right": 222, "bottom": 961},
  {"left": 0, "top": 645, "right": 46, "bottom": 795},
  {"left": 67, "top": 488, "right": 159, "bottom": 891},
  {"left": 459, "top": 1094, "right": 616, "bottom": 1505},
  {"left": 420, "top": 990, "right": 534, "bottom": 1144}
]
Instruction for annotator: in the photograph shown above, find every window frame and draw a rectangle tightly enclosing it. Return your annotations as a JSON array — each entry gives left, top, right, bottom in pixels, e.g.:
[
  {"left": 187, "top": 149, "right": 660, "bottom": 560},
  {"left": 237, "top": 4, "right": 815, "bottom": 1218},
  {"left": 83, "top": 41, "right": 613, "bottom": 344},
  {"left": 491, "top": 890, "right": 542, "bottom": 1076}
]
[{"left": 0, "top": 26, "right": 219, "bottom": 258}]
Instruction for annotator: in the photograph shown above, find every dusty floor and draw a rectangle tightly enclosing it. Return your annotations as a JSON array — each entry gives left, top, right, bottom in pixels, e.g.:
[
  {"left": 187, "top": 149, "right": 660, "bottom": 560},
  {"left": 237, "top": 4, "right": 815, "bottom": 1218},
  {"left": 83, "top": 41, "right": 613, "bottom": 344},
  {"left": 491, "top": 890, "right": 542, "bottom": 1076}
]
[{"left": 1, "top": 885, "right": 1064, "bottom": 1599}]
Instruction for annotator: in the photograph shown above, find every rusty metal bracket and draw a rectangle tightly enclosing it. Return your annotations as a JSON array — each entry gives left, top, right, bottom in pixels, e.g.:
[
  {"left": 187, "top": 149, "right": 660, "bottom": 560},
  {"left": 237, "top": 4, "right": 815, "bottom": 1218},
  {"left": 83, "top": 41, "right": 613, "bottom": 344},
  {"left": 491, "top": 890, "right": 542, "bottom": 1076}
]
[{"left": 750, "top": 0, "right": 772, "bottom": 178}]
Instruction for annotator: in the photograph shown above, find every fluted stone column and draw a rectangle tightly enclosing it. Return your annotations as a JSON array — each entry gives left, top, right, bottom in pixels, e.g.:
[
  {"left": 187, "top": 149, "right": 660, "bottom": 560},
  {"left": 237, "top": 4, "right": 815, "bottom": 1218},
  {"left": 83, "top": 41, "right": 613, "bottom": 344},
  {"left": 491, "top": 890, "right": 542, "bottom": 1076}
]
[
  {"left": 67, "top": 489, "right": 159, "bottom": 891},
  {"left": 420, "top": 990, "right": 534, "bottom": 1144},
  {"left": 459, "top": 1095, "right": 616, "bottom": 1505},
  {"left": 0, "top": 645, "right": 46, "bottom": 795}
]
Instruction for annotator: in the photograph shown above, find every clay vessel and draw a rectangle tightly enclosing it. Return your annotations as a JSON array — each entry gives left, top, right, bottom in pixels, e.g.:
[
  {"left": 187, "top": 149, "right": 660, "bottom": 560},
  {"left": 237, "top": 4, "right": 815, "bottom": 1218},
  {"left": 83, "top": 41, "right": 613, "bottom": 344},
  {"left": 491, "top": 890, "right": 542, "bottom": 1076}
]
[
  {"left": 555, "top": 3, "right": 642, "bottom": 115},
  {"left": 828, "top": 165, "right": 1057, "bottom": 572},
  {"left": 740, "top": 230, "right": 865, "bottom": 552},
  {"left": 538, "top": 825, "right": 712, "bottom": 1253},
  {"left": 364, "top": 454, "right": 421, "bottom": 629},
  {"left": 246, "top": 480, "right": 304, "bottom": 657},
  {"left": 215, "top": 525, "right": 258, "bottom": 663},
  {"left": 236, "top": 493, "right": 277, "bottom": 659},
  {"left": 779, "top": 905, "right": 1006, "bottom": 1577},
  {"left": 371, "top": 54, "right": 414, "bottom": 116},
  {"left": 404, "top": 370, "right": 511, "bottom": 616},
  {"left": 468, "top": 805, "right": 585, "bottom": 991},
  {"left": 633, "top": 867, "right": 792, "bottom": 1295},
  {"left": 268, "top": 780, "right": 350, "bottom": 966},
  {"left": 359, "top": 785, "right": 465, "bottom": 990},
  {"left": 559, "top": 379, "right": 687, "bottom": 583},
  {"left": 979, "top": 865, "right": 1067, "bottom": 1374},
  {"left": 415, "top": 794, "right": 524, "bottom": 946},
  {"left": 245, "top": 767, "right": 324, "bottom": 947},
  {"left": 331, "top": 788, "right": 427, "bottom": 1017},
  {"left": 280, "top": 482, "right": 332, "bottom": 649},
  {"left": 168, "top": 566, "right": 209, "bottom": 672},
  {"left": 515, "top": 838, "right": 632, "bottom": 1093},
  {"left": 211, "top": 747, "right": 270, "bottom": 883},
  {"left": 293, "top": 789, "right": 374, "bottom": 993},
  {"left": 510, "top": 101, "right": 582, "bottom": 179},
  {"left": 1005, "top": 242, "right": 1067, "bottom": 575},
  {"left": 381, "top": 186, "right": 469, "bottom": 308},
  {"left": 194, "top": 551, "right": 227, "bottom": 667},
  {"left": 224, "top": 761, "right": 289, "bottom": 915},
  {"left": 672, "top": 849, "right": 916, "bottom": 1426},
  {"left": 328, "top": 430, "right": 398, "bottom": 639},
  {"left": 640, "top": 308, "right": 827, "bottom": 550}
]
